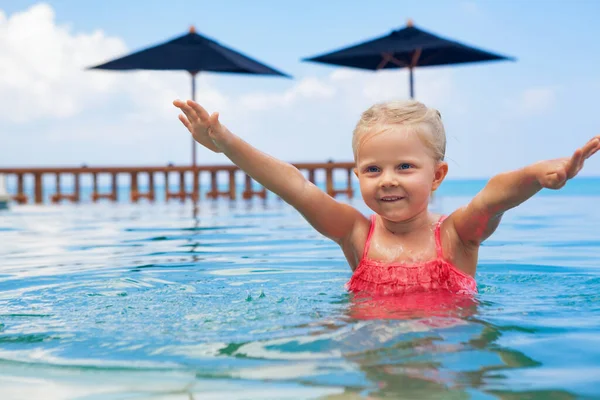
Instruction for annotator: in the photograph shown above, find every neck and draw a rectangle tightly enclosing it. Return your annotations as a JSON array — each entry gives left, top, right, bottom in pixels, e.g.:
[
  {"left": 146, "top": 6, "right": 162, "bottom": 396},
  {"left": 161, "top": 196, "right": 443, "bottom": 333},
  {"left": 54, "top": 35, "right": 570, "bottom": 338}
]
[{"left": 380, "top": 208, "right": 433, "bottom": 236}]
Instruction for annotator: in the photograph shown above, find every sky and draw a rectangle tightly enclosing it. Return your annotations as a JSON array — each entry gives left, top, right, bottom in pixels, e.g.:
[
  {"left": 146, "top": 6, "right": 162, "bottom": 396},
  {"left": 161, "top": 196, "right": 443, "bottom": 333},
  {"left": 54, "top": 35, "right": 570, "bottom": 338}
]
[{"left": 1, "top": 0, "right": 599, "bottom": 178}]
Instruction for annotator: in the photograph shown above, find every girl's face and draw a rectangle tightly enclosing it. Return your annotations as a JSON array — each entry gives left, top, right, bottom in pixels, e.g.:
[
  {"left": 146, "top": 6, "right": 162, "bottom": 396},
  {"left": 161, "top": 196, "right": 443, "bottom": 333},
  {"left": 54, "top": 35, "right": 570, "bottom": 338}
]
[{"left": 355, "top": 126, "right": 447, "bottom": 222}]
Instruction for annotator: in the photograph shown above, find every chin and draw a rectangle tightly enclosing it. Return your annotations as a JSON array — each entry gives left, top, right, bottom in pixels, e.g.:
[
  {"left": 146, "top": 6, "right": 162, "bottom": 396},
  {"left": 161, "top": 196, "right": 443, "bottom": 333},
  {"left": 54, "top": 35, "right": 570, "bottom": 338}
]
[
  {"left": 377, "top": 203, "right": 430, "bottom": 222},
  {"left": 374, "top": 207, "right": 412, "bottom": 222},
  {"left": 384, "top": 212, "right": 412, "bottom": 223}
]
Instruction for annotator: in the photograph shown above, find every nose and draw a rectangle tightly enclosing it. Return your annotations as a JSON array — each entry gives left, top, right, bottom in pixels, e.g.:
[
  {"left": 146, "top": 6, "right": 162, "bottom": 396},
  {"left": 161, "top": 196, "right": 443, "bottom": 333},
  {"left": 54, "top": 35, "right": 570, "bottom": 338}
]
[{"left": 379, "top": 170, "right": 399, "bottom": 188}]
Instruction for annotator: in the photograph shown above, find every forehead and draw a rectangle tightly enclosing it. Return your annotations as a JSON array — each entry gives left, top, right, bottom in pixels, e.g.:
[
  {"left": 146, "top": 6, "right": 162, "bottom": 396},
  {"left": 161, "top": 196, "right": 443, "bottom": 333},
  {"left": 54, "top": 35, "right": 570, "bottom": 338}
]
[{"left": 357, "top": 125, "right": 433, "bottom": 162}]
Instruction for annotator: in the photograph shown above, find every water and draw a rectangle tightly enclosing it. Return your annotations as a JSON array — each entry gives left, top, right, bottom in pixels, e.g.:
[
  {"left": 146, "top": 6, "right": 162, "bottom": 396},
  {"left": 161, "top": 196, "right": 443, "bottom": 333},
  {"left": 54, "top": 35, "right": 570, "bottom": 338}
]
[{"left": 1, "top": 179, "right": 600, "bottom": 399}]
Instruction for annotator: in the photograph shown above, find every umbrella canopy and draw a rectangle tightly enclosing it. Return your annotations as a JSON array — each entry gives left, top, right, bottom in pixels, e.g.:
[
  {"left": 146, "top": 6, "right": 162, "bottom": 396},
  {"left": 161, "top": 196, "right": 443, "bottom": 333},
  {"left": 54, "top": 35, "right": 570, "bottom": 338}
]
[
  {"left": 88, "top": 27, "right": 290, "bottom": 167},
  {"left": 303, "top": 20, "right": 514, "bottom": 98}
]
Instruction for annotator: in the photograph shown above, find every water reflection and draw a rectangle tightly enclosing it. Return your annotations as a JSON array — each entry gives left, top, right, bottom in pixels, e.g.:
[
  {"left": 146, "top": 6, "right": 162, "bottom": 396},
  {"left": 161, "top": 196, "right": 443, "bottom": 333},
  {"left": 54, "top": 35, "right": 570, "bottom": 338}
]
[{"left": 320, "top": 293, "right": 570, "bottom": 399}]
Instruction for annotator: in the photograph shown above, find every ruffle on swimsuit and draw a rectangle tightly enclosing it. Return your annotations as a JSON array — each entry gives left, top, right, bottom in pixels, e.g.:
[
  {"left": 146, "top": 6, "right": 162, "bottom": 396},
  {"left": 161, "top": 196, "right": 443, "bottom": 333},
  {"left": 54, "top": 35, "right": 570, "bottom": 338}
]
[{"left": 347, "top": 215, "right": 477, "bottom": 297}]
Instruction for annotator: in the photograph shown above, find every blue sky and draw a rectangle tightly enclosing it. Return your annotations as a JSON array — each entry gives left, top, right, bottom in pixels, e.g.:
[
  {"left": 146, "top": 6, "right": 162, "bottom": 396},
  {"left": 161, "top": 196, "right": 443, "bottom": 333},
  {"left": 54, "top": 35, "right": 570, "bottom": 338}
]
[{"left": 1, "top": 0, "right": 599, "bottom": 178}]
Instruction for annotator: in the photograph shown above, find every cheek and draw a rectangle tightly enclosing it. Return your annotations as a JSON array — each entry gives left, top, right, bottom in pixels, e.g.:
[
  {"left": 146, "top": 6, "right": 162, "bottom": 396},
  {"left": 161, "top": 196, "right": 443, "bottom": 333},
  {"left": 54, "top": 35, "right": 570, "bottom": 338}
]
[
  {"left": 358, "top": 178, "right": 379, "bottom": 203},
  {"left": 408, "top": 172, "right": 435, "bottom": 195},
  {"left": 358, "top": 177, "right": 374, "bottom": 194}
]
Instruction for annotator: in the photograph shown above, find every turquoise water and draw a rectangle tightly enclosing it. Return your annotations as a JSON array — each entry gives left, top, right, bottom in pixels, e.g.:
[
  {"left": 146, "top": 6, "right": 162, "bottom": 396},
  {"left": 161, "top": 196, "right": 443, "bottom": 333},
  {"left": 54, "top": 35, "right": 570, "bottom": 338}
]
[{"left": 1, "top": 179, "right": 600, "bottom": 399}]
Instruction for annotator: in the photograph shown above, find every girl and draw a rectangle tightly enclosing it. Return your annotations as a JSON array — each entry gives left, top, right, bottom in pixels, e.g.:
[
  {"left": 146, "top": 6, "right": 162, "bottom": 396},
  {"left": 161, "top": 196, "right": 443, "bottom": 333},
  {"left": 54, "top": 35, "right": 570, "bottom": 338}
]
[{"left": 173, "top": 99, "right": 600, "bottom": 297}]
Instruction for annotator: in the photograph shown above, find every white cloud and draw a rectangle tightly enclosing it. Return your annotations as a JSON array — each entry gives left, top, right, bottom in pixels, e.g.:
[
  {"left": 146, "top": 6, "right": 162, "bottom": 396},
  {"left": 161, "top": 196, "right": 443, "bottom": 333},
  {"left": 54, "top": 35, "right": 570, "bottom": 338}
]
[
  {"left": 0, "top": 3, "right": 228, "bottom": 125},
  {"left": 460, "top": 1, "right": 484, "bottom": 17},
  {"left": 238, "top": 76, "right": 335, "bottom": 111},
  {"left": 518, "top": 87, "right": 557, "bottom": 116},
  {"left": 0, "top": 4, "right": 126, "bottom": 121}
]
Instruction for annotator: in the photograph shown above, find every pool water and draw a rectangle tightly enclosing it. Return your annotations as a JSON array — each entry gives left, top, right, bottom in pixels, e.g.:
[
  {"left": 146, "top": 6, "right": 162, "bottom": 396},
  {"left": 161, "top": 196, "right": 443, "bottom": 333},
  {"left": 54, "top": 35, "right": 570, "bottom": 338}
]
[{"left": 1, "top": 183, "right": 600, "bottom": 399}]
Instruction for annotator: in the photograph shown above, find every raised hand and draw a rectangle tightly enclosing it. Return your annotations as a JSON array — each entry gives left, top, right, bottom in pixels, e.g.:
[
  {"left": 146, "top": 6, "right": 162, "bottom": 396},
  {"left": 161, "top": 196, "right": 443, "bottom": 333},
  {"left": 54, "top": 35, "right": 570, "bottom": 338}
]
[
  {"left": 173, "top": 99, "right": 230, "bottom": 153},
  {"left": 536, "top": 135, "right": 600, "bottom": 189}
]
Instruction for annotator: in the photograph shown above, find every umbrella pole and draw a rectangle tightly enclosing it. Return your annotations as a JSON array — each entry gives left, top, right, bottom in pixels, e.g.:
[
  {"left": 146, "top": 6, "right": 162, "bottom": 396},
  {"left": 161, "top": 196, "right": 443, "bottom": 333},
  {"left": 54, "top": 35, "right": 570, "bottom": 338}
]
[
  {"left": 191, "top": 72, "right": 197, "bottom": 169},
  {"left": 409, "top": 67, "right": 414, "bottom": 99}
]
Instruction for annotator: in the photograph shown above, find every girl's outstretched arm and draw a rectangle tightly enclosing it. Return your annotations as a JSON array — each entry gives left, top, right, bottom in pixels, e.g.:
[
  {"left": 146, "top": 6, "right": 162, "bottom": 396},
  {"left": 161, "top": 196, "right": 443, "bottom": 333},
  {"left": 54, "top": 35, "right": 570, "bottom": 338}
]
[
  {"left": 173, "top": 99, "right": 364, "bottom": 244},
  {"left": 449, "top": 135, "right": 600, "bottom": 247}
]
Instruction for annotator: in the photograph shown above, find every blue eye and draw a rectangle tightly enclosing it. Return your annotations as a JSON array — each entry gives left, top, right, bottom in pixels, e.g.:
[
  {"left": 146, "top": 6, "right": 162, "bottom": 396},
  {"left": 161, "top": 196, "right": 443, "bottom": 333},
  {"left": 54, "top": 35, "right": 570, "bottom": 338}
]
[
  {"left": 399, "top": 163, "right": 412, "bottom": 170},
  {"left": 365, "top": 166, "right": 379, "bottom": 173}
]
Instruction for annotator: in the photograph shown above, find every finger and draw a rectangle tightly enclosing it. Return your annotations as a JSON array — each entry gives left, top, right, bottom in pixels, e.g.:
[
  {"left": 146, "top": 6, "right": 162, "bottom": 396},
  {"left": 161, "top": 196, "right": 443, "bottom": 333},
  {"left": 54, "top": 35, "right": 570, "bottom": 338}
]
[
  {"left": 566, "top": 149, "right": 583, "bottom": 178},
  {"left": 178, "top": 114, "right": 191, "bottom": 131},
  {"left": 173, "top": 99, "right": 194, "bottom": 115},
  {"left": 179, "top": 102, "right": 200, "bottom": 123},
  {"left": 174, "top": 99, "right": 199, "bottom": 121},
  {"left": 582, "top": 138, "right": 600, "bottom": 159},
  {"left": 207, "top": 112, "right": 221, "bottom": 135},
  {"left": 187, "top": 100, "right": 210, "bottom": 121},
  {"left": 209, "top": 112, "right": 221, "bottom": 127},
  {"left": 581, "top": 137, "right": 600, "bottom": 159}
]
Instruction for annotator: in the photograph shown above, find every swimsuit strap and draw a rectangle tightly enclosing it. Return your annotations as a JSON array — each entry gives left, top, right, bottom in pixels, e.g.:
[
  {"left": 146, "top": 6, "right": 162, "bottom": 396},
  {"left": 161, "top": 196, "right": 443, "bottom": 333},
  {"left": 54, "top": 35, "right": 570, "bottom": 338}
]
[
  {"left": 434, "top": 215, "right": 447, "bottom": 259},
  {"left": 362, "top": 215, "right": 377, "bottom": 259}
]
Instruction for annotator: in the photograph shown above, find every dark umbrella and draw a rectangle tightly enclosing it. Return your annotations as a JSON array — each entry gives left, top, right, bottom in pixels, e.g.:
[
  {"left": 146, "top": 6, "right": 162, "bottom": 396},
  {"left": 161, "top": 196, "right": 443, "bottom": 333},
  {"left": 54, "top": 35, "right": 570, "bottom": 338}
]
[
  {"left": 303, "top": 20, "right": 514, "bottom": 99},
  {"left": 88, "top": 26, "right": 290, "bottom": 167}
]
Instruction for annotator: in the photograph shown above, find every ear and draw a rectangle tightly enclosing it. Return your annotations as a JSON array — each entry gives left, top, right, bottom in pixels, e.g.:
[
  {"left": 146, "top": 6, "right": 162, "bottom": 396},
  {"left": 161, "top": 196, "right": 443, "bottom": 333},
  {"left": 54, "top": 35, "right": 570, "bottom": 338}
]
[
  {"left": 431, "top": 161, "right": 448, "bottom": 192},
  {"left": 353, "top": 167, "right": 359, "bottom": 178}
]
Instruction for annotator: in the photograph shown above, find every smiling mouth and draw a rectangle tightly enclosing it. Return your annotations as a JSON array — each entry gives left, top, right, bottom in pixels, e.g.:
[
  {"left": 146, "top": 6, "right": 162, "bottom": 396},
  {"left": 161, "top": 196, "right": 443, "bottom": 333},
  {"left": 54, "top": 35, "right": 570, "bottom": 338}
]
[{"left": 380, "top": 196, "right": 405, "bottom": 202}]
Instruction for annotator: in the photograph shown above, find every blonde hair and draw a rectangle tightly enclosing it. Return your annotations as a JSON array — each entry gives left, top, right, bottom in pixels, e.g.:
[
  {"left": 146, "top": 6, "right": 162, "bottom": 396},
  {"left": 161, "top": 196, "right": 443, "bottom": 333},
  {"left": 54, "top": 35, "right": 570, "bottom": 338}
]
[{"left": 352, "top": 100, "right": 446, "bottom": 161}]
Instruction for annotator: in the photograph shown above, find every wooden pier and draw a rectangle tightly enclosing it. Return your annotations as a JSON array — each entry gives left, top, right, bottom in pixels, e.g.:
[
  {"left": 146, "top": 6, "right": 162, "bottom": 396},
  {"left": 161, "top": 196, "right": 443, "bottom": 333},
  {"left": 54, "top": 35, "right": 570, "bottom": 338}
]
[{"left": 0, "top": 162, "right": 356, "bottom": 205}]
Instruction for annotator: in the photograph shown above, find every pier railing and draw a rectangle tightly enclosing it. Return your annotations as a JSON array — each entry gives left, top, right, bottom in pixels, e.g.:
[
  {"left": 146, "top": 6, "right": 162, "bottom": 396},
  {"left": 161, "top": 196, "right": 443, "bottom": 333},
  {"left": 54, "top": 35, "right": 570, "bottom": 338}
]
[{"left": 0, "top": 162, "right": 356, "bottom": 204}]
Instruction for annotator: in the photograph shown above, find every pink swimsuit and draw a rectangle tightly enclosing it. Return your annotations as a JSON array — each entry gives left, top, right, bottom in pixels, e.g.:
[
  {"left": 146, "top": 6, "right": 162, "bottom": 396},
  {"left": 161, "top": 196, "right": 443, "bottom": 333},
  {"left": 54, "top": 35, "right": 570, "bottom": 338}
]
[{"left": 347, "top": 215, "right": 477, "bottom": 297}]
